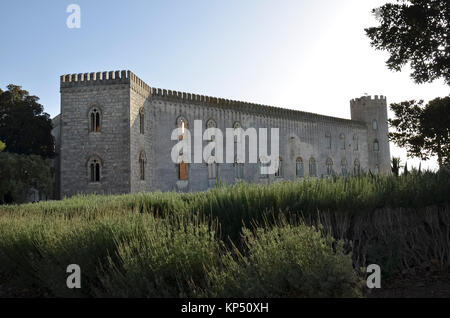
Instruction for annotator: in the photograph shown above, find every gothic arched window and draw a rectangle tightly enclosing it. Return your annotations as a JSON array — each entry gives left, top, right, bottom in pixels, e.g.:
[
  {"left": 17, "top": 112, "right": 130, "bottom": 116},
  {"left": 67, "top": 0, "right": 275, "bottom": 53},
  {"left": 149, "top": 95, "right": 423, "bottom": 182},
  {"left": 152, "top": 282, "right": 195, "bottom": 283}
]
[
  {"left": 88, "top": 156, "right": 102, "bottom": 183},
  {"left": 139, "top": 107, "right": 145, "bottom": 134},
  {"left": 296, "top": 157, "right": 304, "bottom": 178},
  {"left": 309, "top": 157, "right": 317, "bottom": 177},
  {"left": 354, "top": 159, "right": 361, "bottom": 176},
  {"left": 176, "top": 116, "right": 188, "bottom": 180},
  {"left": 325, "top": 132, "right": 331, "bottom": 149},
  {"left": 340, "top": 133, "right": 345, "bottom": 150},
  {"left": 326, "top": 158, "right": 333, "bottom": 176},
  {"left": 206, "top": 118, "right": 217, "bottom": 141},
  {"left": 373, "top": 139, "right": 379, "bottom": 152},
  {"left": 89, "top": 107, "right": 101, "bottom": 132},
  {"left": 234, "top": 155, "right": 244, "bottom": 179},
  {"left": 372, "top": 119, "right": 378, "bottom": 131},
  {"left": 139, "top": 151, "right": 147, "bottom": 181},
  {"left": 341, "top": 159, "right": 348, "bottom": 176},
  {"left": 353, "top": 134, "right": 359, "bottom": 151},
  {"left": 275, "top": 157, "right": 283, "bottom": 177}
]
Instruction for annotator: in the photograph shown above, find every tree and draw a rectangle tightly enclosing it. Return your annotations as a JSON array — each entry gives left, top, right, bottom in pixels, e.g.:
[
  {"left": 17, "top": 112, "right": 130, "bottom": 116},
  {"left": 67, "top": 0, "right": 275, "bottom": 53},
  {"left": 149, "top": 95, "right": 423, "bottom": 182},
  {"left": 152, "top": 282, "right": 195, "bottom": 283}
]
[
  {"left": 0, "top": 140, "right": 5, "bottom": 152},
  {"left": 365, "top": 0, "right": 450, "bottom": 85},
  {"left": 0, "top": 85, "right": 55, "bottom": 158},
  {"left": 388, "top": 96, "right": 450, "bottom": 167},
  {"left": 0, "top": 152, "right": 52, "bottom": 204},
  {"left": 391, "top": 157, "right": 403, "bottom": 176}
]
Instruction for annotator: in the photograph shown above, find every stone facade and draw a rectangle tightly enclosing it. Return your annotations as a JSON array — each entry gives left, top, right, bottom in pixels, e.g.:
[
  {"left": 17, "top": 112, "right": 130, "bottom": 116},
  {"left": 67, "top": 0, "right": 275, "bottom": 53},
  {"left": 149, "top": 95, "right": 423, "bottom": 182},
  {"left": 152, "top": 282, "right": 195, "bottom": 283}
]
[{"left": 53, "top": 70, "right": 390, "bottom": 199}]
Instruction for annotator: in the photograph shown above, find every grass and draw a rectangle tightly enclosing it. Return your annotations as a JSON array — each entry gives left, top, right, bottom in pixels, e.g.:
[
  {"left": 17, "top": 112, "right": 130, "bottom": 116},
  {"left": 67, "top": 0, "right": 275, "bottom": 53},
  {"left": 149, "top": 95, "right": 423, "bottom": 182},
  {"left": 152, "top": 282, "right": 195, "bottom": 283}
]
[{"left": 0, "top": 169, "right": 449, "bottom": 297}]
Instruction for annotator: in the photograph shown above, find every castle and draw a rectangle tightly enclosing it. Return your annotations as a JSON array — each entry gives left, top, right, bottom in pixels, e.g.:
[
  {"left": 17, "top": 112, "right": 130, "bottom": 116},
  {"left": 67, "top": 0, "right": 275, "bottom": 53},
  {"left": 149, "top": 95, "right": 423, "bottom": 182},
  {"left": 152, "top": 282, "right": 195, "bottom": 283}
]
[{"left": 51, "top": 70, "right": 391, "bottom": 199}]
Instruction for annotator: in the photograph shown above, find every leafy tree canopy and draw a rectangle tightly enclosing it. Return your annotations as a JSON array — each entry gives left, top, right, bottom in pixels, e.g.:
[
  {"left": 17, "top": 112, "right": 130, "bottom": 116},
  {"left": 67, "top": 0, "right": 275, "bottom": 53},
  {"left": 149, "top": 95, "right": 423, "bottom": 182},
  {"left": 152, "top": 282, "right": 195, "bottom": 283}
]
[
  {"left": 389, "top": 96, "right": 450, "bottom": 167},
  {"left": 365, "top": 0, "right": 450, "bottom": 85},
  {"left": 0, "top": 85, "right": 55, "bottom": 158},
  {"left": 0, "top": 152, "right": 52, "bottom": 204},
  {"left": 0, "top": 140, "right": 5, "bottom": 152}
]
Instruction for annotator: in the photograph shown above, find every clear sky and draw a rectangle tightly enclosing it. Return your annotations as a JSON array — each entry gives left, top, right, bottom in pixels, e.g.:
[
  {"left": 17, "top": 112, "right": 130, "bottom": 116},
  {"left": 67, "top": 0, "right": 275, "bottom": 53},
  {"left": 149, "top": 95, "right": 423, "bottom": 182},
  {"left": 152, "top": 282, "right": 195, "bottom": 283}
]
[{"left": 0, "top": 0, "right": 448, "bottom": 170}]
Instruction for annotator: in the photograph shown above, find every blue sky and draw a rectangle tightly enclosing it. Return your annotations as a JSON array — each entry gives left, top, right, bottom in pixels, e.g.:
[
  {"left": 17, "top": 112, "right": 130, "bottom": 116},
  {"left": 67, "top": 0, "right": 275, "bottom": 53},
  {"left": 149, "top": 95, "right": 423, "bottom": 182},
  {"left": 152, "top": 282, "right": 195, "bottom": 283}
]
[{"left": 1, "top": 0, "right": 448, "bottom": 169}]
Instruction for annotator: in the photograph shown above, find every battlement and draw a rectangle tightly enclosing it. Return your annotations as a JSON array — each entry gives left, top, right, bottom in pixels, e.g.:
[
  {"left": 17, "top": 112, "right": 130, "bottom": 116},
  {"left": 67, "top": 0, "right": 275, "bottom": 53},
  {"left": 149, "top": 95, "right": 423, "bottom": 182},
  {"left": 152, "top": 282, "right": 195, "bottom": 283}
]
[
  {"left": 60, "top": 69, "right": 367, "bottom": 127},
  {"left": 350, "top": 95, "right": 386, "bottom": 107},
  {"left": 60, "top": 70, "right": 132, "bottom": 85},
  {"left": 149, "top": 85, "right": 366, "bottom": 127}
]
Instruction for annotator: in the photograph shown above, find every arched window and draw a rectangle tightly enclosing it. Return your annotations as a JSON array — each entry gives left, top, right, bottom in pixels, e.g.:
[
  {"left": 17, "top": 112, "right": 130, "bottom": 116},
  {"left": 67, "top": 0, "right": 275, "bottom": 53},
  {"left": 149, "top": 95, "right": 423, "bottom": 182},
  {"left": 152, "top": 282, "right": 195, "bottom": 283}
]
[
  {"left": 354, "top": 159, "right": 361, "bottom": 175},
  {"left": 326, "top": 158, "right": 333, "bottom": 176},
  {"left": 176, "top": 116, "right": 188, "bottom": 180},
  {"left": 353, "top": 134, "right": 359, "bottom": 151},
  {"left": 373, "top": 140, "right": 379, "bottom": 152},
  {"left": 375, "top": 165, "right": 380, "bottom": 174},
  {"left": 325, "top": 132, "right": 331, "bottom": 149},
  {"left": 340, "top": 133, "right": 345, "bottom": 150},
  {"left": 139, "top": 107, "right": 145, "bottom": 134},
  {"left": 309, "top": 157, "right": 317, "bottom": 177},
  {"left": 260, "top": 157, "right": 269, "bottom": 179},
  {"left": 233, "top": 121, "right": 241, "bottom": 143},
  {"left": 89, "top": 107, "right": 101, "bottom": 132},
  {"left": 234, "top": 155, "right": 244, "bottom": 179},
  {"left": 341, "top": 159, "right": 348, "bottom": 176},
  {"left": 275, "top": 157, "right": 283, "bottom": 177},
  {"left": 88, "top": 156, "right": 102, "bottom": 182},
  {"left": 296, "top": 157, "right": 304, "bottom": 177},
  {"left": 139, "top": 151, "right": 147, "bottom": 181},
  {"left": 206, "top": 118, "right": 217, "bottom": 141},
  {"left": 372, "top": 120, "right": 378, "bottom": 130},
  {"left": 207, "top": 160, "right": 218, "bottom": 180}
]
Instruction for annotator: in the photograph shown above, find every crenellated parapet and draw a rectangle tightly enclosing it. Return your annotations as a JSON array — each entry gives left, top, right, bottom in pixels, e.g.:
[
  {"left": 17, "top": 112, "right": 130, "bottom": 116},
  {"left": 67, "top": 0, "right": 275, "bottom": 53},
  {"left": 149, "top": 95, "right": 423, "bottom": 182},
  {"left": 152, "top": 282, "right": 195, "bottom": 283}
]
[
  {"left": 149, "top": 84, "right": 366, "bottom": 127},
  {"left": 350, "top": 95, "right": 387, "bottom": 107},
  {"left": 60, "top": 69, "right": 366, "bottom": 127},
  {"left": 60, "top": 70, "right": 131, "bottom": 88}
]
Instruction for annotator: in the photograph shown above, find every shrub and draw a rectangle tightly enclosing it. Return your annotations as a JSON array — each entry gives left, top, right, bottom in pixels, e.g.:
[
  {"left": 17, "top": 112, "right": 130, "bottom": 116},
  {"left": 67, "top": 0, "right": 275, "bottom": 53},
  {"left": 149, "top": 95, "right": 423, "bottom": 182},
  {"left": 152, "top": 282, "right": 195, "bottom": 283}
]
[{"left": 200, "top": 221, "right": 365, "bottom": 298}]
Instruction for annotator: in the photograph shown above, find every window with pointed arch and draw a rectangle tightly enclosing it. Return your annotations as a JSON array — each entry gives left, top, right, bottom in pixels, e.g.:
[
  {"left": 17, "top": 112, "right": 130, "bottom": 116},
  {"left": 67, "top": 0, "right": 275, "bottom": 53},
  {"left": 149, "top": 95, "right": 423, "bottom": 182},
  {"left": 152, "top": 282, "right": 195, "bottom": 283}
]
[
  {"left": 373, "top": 139, "right": 379, "bottom": 152},
  {"left": 296, "top": 157, "right": 304, "bottom": 178},
  {"left": 374, "top": 164, "right": 380, "bottom": 174},
  {"left": 340, "top": 133, "right": 345, "bottom": 150},
  {"left": 353, "top": 134, "right": 359, "bottom": 151},
  {"left": 326, "top": 158, "right": 333, "bottom": 176},
  {"left": 234, "top": 155, "right": 244, "bottom": 179},
  {"left": 89, "top": 107, "right": 101, "bottom": 133},
  {"left": 207, "top": 159, "right": 218, "bottom": 180},
  {"left": 309, "top": 157, "right": 317, "bottom": 177},
  {"left": 325, "top": 132, "right": 331, "bottom": 149},
  {"left": 139, "top": 151, "right": 147, "bottom": 181},
  {"left": 260, "top": 157, "right": 269, "bottom": 179},
  {"left": 233, "top": 121, "right": 242, "bottom": 143},
  {"left": 206, "top": 118, "right": 217, "bottom": 141},
  {"left": 275, "top": 157, "right": 283, "bottom": 177},
  {"left": 139, "top": 107, "right": 145, "bottom": 134},
  {"left": 176, "top": 116, "right": 188, "bottom": 180},
  {"left": 354, "top": 159, "right": 361, "bottom": 176},
  {"left": 88, "top": 156, "right": 102, "bottom": 183},
  {"left": 372, "top": 119, "right": 378, "bottom": 131},
  {"left": 341, "top": 159, "right": 348, "bottom": 176}
]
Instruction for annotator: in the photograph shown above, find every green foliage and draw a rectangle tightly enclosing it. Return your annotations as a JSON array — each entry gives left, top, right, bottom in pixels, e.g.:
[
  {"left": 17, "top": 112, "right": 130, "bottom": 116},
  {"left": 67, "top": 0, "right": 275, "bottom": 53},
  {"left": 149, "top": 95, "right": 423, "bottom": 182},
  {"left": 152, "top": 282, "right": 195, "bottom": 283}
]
[
  {"left": 0, "top": 152, "right": 52, "bottom": 204},
  {"left": 0, "top": 84, "right": 55, "bottom": 158},
  {"left": 200, "top": 221, "right": 364, "bottom": 298},
  {"left": 391, "top": 157, "right": 402, "bottom": 176},
  {"left": 388, "top": 97, "right": 450, "bottom": 167},
  {"left": 365, "top": 0, "right": 450, "bottom": 85},
  {"left": 0, "top": 171, "right": 449, "bottom": 297},
  {"left": 0, "top": 140, "right": 5, "bottom": 152}
]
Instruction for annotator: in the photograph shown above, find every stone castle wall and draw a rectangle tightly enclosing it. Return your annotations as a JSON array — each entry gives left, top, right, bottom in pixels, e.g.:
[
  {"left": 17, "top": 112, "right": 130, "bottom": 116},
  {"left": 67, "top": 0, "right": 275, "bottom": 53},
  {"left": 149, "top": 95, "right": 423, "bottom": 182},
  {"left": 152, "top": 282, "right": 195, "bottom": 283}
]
[{"left": 56, "top": 70, "right": 390, "bottom": 197}]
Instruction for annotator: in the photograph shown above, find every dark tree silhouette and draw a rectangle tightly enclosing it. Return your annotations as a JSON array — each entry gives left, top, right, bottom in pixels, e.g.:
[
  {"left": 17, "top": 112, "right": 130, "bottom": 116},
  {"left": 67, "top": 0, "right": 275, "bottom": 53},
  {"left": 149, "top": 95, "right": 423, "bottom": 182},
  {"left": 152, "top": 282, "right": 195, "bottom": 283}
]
[
  {"left": 365, "top": 0, "right": 450, "bottom": 85},
  {"left": 389, "top": 96, "right": 450, "bottom": 167},
  {"left": 0, "top": 85, "right": 55, "bottom": 158}
]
